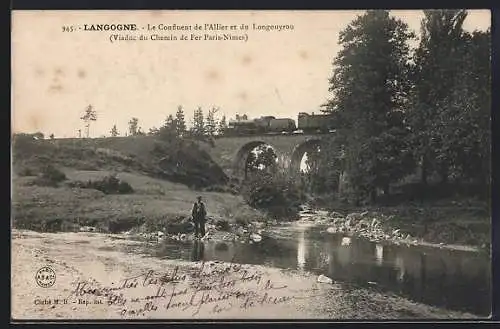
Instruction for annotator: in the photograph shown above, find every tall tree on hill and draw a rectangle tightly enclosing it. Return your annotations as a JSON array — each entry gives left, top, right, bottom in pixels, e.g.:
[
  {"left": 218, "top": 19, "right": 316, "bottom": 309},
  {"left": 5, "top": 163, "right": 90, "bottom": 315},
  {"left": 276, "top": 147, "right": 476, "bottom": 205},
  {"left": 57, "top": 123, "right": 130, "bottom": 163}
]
[
  {"left": 110, "top": 124, "right": 119, "bottom": 137},
  {"left": 409, "top": 9, "right": 470, "bottom": 185},
  {"left": 191, "top": 107, "right": 205, "bottom": 138},
  {"left": 205, "top": 107, "right": 219, "bottom": 137},
  {"left": 165, "top": 114, "right": 176, "bottom": 129},
  {"left": 322, "top": 10, "right": 415, "bottom": 204},
  {"left": 158, "top": 114, "right": 177, "bottom": 139},
  {"left": 217, "top": 115, "right": 227, "bottom": 135},
  {"left": 80, "top": 104, "right": 97, "bottom": 138},
  {"left": 128, "top": 117, "right": 140, "bottom": 136},
  {"left": 175, "top": 105, "right": 187, "bottom": 137}
]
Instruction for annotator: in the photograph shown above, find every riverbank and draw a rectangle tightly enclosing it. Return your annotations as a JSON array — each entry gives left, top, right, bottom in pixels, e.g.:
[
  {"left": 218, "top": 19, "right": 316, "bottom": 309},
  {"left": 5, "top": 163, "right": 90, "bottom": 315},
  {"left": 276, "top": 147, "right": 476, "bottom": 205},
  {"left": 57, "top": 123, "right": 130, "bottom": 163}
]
[
  {"left": 299, "top": 204, "right": 490, "bottom": 254},
  {"left": 12, "top": 168, "right": 491, "bottom": 254},
  {"left": 11, "top": 229, "right": 481, "bottom": 320},
  {"left": 12, "top": 135, "right": 490, "bottom": 253}
]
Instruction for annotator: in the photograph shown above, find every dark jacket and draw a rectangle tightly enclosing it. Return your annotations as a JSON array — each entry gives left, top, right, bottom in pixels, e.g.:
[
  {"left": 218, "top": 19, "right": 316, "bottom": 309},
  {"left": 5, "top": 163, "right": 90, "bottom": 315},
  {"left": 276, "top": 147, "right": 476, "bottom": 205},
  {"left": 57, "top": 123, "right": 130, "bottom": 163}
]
[{"left": 192, "top": 201, "right": 207, "bottom": 222}]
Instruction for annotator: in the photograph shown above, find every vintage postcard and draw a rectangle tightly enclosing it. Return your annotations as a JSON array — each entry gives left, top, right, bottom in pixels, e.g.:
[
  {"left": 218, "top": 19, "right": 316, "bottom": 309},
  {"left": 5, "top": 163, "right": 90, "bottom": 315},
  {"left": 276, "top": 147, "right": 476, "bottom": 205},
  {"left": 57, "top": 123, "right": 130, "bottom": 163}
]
[{"left": 11, "top": 9, "right": 492, "bottom": 320}]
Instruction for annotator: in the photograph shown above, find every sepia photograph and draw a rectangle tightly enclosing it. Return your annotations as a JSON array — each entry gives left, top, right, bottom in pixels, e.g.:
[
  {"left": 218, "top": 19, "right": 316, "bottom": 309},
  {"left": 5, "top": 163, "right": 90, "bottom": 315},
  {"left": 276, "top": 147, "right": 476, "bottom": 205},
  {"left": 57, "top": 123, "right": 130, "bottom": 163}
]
[{"left": 11, "top": 9, "right": 491, "bottom": 320}]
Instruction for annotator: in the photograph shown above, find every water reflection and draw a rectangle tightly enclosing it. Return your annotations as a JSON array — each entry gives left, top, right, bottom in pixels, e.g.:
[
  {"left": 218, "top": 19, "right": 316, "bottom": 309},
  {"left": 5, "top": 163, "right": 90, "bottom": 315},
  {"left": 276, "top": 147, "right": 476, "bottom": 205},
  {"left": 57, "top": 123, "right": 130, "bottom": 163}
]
[
  {"left": 190, "top": 240, "right": 205, "bottom": 262},
  {"left": 151, "top": 226, "right": 490, "bottom": 316},
  {"left": 341, "top": 237, "right": 352, "bottom": 246},
  {"left": 395, "top": 254, "right": 406, "bottom": 283},
  {"left": 297, "top": 229, "right": 307, "bottom": 271},
  {"left": 375, "top": 244, "right": 384, "bottom": 266}
]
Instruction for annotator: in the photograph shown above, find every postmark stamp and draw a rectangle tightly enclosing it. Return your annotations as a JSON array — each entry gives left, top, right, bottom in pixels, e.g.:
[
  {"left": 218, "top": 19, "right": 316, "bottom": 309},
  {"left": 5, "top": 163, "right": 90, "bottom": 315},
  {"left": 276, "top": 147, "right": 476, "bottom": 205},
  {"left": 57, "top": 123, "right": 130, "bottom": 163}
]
[{"left": 35, "top": 266, "right": 56, "bottom": 288}]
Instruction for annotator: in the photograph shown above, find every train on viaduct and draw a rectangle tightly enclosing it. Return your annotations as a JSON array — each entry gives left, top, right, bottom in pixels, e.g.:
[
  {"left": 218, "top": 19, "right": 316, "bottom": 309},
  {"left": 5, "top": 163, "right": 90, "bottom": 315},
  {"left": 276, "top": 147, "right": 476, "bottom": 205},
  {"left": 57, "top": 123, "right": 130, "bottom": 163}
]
[{"left": 224, "top": 112, "right": 337, "bottom": 136}]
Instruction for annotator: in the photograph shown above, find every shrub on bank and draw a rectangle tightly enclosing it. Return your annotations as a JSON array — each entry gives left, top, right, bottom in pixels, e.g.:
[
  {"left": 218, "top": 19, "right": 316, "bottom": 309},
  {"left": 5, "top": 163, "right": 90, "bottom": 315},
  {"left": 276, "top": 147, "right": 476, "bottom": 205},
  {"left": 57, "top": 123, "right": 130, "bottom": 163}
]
[
  {"left": 68, "top": 174, "right": 134, "bottom": 194},
  {"left": 29, "top": 165, "right": 67, "bottom": 187},
  {"left": 107, "top": 217, "right": 146, "bottom": 233},
  {"left": 14, "top": 216, "right": 77, "bottom": 233},
  {"left": 215, "top": 218, "right": 231, "bottom": 231},
  {"left": 242, "top": 171, "right": 304, "bottom": 220},
  {"left": 163, "top": 215, "right": 194, "bottom": 234}
]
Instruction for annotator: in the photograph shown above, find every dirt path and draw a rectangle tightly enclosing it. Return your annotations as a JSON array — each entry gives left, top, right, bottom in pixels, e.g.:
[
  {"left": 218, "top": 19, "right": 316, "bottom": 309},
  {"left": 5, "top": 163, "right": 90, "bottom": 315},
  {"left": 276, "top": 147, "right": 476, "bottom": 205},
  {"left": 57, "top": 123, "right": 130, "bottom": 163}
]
[{"left": 11, "top": 230, "right": 480, "bottom": 320}]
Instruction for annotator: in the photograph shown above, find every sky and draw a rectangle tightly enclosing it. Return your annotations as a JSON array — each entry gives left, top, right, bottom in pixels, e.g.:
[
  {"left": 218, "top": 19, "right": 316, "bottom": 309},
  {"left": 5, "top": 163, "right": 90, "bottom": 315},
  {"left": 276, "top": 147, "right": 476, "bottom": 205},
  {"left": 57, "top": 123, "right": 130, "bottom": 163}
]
[{"left": 11, "top": 10, "right": 491, "bottom": 138}]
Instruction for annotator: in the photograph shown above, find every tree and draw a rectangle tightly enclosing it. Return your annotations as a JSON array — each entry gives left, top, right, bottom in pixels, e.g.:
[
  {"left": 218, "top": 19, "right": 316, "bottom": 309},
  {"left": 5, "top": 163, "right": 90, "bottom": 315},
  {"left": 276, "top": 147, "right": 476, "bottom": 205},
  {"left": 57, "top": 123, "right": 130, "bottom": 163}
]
[
  {"left": 303, "top": 146, "right": 338, "bottom": 194},
  {"left": 158, "top": 114, "right": 178, "bottom": 139},
  {"left": 175, "top": 106, "right": 187, "bottom": 137},
  {"left": 409, "top": 10, "right": 470, "bottom": 185},
  {"left": 128, "top": 117, "right": 140, "bottom": 136},
  {"left": 426, "top": 27, "right": 491, "bottom": 185},
  {"left": 148, "top": 127, "right": 159, "bottom": 136},
  {"left": 205, "top": 107, "right": 219, "bottom": 137},
  {"left": 80, "top": 104, "right": 97, "bottom": 138},
  {"left": 191, "top": 107, "right": 205, "bottom": 137},
  {"left": 322, "top": 10, "right": 415, "bottom": 204},
  {"left": 246, "top": 145, "right": 278, "bottom": 177},
  {"left": 165, "top": 114, "right": 176, "bottom": 131},
  {"left": 217, "top": 115, "right": 227, "bottom": 135},
  {"left": 110, "top": 124, "right": 119, "bottom": 137}
]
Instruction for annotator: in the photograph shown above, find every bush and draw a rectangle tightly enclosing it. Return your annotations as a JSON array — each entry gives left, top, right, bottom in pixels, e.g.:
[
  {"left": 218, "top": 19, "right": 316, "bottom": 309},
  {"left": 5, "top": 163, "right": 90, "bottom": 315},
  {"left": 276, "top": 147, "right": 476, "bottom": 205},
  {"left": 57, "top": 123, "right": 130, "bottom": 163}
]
[
  {"left": 234, "top": 216, "right": 250, "bottom": 227},
  {"left": 203, "top": 184, "right": 239, "bottom": 195},
  {"left": 242, "top": 171, "right": 304, "bottom": 220},
  {"left": 108, "top": 217, "right": 145, "bottom": 233},
  {"left": 32, "top": 165, "right": 67, "bottom": 187},
  {"left": 215, "top": 218, "right": 231, "bottom": 231},
  {"left": 68, "top": 174, "right": 134, "bottom": 194},
  {"left": 17, "top": 167, "right": 35, "bottom": 177},
  {"left": 14, "top": 216, "right": 66, "bottom": 233},
  {"left": 164, "top": 215, "right": 194, "bottom": 234}
]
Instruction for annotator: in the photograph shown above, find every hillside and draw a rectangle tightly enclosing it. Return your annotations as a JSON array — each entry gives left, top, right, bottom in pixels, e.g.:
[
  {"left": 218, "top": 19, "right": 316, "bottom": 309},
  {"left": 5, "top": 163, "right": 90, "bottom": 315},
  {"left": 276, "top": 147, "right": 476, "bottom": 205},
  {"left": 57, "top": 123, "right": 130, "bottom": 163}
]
[
  {"left": 12, "top": 135, "right": 229, "bottom": 189},
  {"left": 11, "top": 134, "right": 257, "bottom": 233}
]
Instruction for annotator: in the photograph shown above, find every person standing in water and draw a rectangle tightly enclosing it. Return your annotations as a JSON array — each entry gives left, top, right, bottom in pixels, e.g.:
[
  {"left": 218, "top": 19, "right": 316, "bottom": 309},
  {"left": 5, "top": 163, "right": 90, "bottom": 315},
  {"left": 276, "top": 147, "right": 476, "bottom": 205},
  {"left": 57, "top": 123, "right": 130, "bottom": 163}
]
[{"left": 192, "top": 196, "right": 207, "bottom": 238}]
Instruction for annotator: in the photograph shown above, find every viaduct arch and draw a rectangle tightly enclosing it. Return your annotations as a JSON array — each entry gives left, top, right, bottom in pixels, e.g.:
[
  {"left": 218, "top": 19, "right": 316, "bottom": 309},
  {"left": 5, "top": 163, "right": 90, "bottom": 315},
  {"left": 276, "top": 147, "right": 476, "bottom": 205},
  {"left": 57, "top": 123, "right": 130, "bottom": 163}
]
[
  {"left": 233, "top": 140, "right": 269, "bottom": 179},
  {"left": 203, "top": 134, "right": 332, "bottom": 179},
  {"left": 289, "top": 139, "right": 322, "bottom": 174}
]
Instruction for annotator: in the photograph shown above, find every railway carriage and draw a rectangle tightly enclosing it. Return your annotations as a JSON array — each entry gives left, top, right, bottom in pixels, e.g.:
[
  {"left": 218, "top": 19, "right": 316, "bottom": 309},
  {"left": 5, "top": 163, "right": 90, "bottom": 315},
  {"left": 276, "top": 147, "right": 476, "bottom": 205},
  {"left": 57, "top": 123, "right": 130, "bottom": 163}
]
[{"left": 224, "top": 112, "right": 335, "bottom": 136}]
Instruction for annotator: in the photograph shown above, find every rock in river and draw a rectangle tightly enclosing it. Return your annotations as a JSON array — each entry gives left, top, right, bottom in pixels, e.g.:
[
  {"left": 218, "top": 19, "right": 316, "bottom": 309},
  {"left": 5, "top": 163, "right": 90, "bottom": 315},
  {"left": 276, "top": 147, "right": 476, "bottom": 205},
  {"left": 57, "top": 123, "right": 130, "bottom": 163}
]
[
  {"left": 250, "top": 233, "right": 262, "bottom": 243},
  {"left": 326, "top": 227, "right": 337, "bottom": 234},
  {"left": 317, "top": 274, "right": 333, "bottom": 284}
]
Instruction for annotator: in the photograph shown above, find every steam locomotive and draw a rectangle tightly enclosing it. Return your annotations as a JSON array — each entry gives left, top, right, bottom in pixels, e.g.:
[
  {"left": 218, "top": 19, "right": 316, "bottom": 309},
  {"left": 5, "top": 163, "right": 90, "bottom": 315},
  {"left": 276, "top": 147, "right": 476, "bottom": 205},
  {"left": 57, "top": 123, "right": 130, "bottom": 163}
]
[{"left": 224, "top": 112, "right": 336, "bottom": 136}]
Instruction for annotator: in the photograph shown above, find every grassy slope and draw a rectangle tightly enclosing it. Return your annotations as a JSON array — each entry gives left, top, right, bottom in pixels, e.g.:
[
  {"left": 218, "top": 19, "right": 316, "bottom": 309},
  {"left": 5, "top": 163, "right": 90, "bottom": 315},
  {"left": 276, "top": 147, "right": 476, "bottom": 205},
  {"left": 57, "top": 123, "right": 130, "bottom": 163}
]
[
  {"left": 12, "top": 169, "right": 263, "bottom": 232},
  {"left": 11, "top": 136, "right": 260, "bottom": 233}
]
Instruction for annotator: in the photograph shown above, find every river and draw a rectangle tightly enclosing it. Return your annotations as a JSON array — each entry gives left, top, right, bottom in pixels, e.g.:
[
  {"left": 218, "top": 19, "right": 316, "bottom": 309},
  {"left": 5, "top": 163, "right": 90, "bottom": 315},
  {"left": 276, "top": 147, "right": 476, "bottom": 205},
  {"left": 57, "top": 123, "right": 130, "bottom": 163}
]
[
  {"left": 11, "top": 220, "right": 492, "bottom": 319},
  {"left": 122, "top": 222, "right": 491, "bottom": 317}
]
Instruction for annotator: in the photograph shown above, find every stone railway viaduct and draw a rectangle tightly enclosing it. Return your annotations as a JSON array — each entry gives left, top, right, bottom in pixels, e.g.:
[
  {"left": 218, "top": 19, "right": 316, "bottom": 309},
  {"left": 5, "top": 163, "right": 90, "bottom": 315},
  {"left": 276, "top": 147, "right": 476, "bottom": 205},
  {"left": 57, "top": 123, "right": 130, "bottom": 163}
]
[
  {"left": 205, "top": 134, "right": 326, "bottom": 178},
  {"left": 50, "top": 134, "right": 330, "bottom": 179}
]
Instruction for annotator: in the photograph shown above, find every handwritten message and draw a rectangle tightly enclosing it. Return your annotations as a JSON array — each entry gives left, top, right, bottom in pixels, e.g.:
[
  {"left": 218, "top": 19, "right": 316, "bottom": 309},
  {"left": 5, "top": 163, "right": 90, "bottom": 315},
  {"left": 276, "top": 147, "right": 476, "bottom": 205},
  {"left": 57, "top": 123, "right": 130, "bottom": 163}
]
[{"left": 50, "top": 260, "right": 324, "bottom": 318}]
